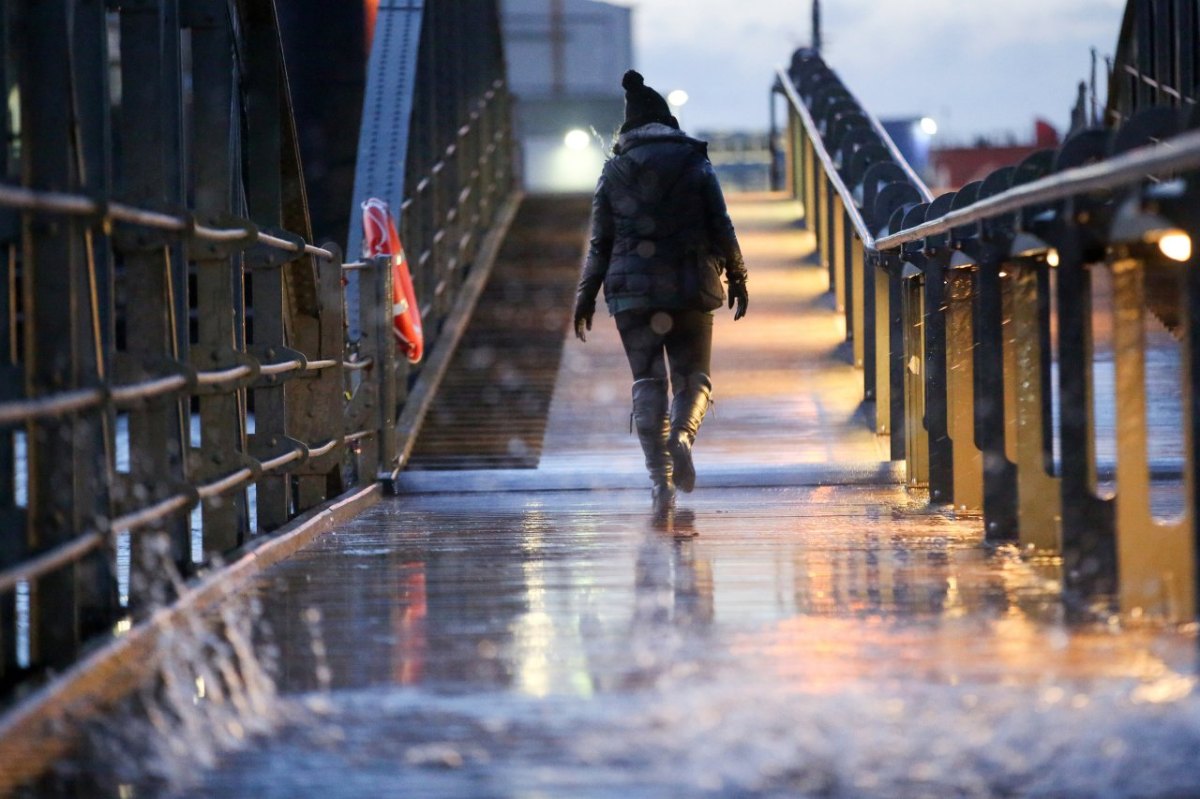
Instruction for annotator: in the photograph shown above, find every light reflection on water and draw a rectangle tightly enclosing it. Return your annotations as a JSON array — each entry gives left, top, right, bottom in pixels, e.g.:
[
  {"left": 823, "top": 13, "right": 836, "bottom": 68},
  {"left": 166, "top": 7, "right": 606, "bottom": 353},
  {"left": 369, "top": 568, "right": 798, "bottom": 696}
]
[{"left": 28, "top": 488, "right": 1200, "bottom": 797}]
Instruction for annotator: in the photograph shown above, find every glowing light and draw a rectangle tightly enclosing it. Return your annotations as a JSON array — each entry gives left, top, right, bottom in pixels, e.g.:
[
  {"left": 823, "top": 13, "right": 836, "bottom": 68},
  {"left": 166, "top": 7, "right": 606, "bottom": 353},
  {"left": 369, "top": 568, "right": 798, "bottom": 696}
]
[
  {"left": 919, "top": 117, "right": 938, "bottom": 136},
  {"left": 563, "top": 128, "right": 590, "bottom": 151},
  {"left": 667, "top": 89, "right": 689, "bottom": 107},
  {"left": 1158, "top": 231, "right": 1192, "bottom": 262},
  {"left": 1046, "top": 248, "right": 1060, "bottom": 267}
]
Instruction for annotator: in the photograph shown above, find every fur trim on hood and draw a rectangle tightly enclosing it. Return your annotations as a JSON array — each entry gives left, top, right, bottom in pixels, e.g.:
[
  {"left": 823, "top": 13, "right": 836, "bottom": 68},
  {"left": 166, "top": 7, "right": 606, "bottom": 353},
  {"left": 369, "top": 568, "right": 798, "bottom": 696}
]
[{"left": 613, "top": 122, "right": 709, "bottom": 157}]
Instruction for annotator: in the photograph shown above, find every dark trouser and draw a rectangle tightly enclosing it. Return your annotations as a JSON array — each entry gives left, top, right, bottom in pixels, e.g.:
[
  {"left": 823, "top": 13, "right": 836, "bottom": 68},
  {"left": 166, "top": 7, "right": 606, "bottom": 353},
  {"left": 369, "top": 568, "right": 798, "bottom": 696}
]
[
  {"left": 615, "top": 308, "right": 713, "bottom": 386},
  {"left": 618, "top": 309, "right": 714, "bottom": 496}
]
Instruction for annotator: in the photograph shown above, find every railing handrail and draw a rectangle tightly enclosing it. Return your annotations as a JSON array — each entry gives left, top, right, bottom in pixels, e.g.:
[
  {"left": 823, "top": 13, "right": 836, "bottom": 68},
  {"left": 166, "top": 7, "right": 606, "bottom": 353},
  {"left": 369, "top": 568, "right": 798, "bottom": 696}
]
[
  {"left": 0, "top": 182, "right": 335, "bottom": 260},
  {"left": 776, "top": 66, "right": 878, "bottom": 248},
  {"left": 778, "top": 64, "right": 1200, "bottom": 256},
  {"left": 875, "top": 127, "right": 1200, "bottom": 250}
]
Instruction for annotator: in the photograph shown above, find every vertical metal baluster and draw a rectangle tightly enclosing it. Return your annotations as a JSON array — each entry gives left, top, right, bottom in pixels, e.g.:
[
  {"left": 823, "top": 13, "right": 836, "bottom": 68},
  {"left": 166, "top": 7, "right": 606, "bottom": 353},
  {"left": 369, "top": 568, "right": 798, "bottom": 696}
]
[
  {"left": 815, "top": 165, "right": 827, "bottom": 268},
  {"left": 295, "top": 245, "right": 346, "bottom": 509},
  {"left": 863, "top": 247, "right": 878, "bottom": 402},
  {"left": 0, "top": 0, "right": 21, "bottom": 683},
  {"left": 823, "top": 175, "right": 836, "bottom": 288},
  {"left": 923, "top": 247, "right": 953, "bottom": 504},
  {"left": 803, "top": 129, "right": 817, "bottom": 231},
  {"left": 902, "top": 256, "right": 928, "bottom": 488},
  {"left": 971, "top": 240, "right": 1018, "bottom": 542},
  {"left": 1178, "top": 0, "right": 1196, "bottom": 103},
  {"left": 831, "top": 194, "right": 845, "bottom": 312},
  {"left": 1136, "top": 0, "right": 1155, "bottom": 109},
  {"left": 1112, "top": 250, "right": 1192, "bottom": 618},
  {"left": 243, "top": 0, "right": 291, "bottom": 532},
  {"left": 850, "top": 233, "right": 865, "bottom": 368},
  {"left": 1055, "top": 217, "right": 1116, "bottom": 600},
  {"left": 946, "top": 267, "right": 983, "bottom": 510},
  {"left": 187, "top": 0, "right": 248, "bottom": 555},
  {"left": 370, "top": 256, "right": 398, "bottom": 481},
  {"left": 116, "top": 0, "right": 191, "bottom": 596},
  {"left": 16, "top": 0, "right": 94, "bottom": 666},
  {"left": 71, "top": 0, "right": 119, "bottom": 639},
  {"left": 1012, "top": 259, "right": 1061, "bottom": 551},
  {"left": 884, "top": 251, "right": 905, "bottom": 458}
]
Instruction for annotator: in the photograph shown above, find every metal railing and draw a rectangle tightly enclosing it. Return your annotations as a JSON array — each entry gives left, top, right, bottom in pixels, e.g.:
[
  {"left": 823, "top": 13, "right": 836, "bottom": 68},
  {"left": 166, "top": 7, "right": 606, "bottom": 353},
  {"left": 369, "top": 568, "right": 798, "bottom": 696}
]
[
  {"left": 778, "top": 47, "right": 1200, "bottom": 622},
  {"left": 0, "top": 0, "right": 514, "bottom": 696}
]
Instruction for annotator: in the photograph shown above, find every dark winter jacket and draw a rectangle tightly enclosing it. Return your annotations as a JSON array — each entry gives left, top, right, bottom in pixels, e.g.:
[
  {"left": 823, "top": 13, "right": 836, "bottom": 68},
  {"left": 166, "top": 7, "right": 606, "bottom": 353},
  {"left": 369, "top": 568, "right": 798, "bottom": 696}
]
[{"left": 575, "top": 124, "right": 747, "bottom": 316}]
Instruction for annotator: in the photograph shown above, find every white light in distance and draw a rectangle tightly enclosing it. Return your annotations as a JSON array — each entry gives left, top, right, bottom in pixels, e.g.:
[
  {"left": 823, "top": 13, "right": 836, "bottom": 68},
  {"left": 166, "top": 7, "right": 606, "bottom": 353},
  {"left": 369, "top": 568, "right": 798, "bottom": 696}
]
[
  {"left": 919, "top": 117, "right": 938, "bottom": 136},
  {"left": 1158, "top": 231, "right": 1192, "bottom": 262},
  {"left": 1046, "top": 249, "right": 1060, "bottom": 267},
  {"left": 563, "top": 129, "right": 590, "bottom": 151},
  {"left": 667, "top": 89, "right": 689, "bottom": 108}
]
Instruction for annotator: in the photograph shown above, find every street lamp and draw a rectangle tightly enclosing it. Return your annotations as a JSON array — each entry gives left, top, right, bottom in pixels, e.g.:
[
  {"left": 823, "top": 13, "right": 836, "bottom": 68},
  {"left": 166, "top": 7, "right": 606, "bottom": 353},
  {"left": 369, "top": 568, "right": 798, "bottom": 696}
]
[
  {"left": 563, "top": 128, "right": 590, "bottom": 151},
  {"left": 667, "top": 89, "right": 688, "bottom": 129}
]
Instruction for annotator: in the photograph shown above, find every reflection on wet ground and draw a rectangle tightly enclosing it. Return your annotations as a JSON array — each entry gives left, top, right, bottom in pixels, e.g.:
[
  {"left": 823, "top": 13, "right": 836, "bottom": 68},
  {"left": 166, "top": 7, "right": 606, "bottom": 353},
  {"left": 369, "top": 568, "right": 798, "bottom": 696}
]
[{"left": 154, "top": 486, "right": 1200, "bottom": 798}]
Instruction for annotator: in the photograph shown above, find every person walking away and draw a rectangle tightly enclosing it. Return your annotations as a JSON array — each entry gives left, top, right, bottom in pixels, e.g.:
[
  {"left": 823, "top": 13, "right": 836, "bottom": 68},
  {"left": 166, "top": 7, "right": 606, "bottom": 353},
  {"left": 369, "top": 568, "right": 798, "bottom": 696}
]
[{"left": 573, "top": 70, "right": 749, "bottom": 514}]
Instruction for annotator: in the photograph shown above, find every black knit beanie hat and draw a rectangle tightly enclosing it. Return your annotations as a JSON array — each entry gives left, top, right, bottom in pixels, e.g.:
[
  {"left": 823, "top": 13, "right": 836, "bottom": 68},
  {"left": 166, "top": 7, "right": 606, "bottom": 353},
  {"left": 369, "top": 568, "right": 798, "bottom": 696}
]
[{"left": 620, "top": 70, "right": 679, "bottom": 134}]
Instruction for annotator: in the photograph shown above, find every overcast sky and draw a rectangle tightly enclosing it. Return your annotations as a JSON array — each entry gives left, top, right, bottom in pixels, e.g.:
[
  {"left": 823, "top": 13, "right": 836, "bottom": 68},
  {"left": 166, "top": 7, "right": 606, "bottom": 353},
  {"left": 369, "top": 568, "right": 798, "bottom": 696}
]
[{"left": 610, "top": 0, "right": 1126, "bottom": 142}]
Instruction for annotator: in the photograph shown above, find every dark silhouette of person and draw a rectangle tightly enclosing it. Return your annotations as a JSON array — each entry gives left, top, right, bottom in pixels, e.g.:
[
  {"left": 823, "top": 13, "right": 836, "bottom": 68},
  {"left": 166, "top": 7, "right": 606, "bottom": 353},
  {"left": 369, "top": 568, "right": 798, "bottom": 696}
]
[{"left": 574, "top": 70, "right": 748, "bottom": 513}]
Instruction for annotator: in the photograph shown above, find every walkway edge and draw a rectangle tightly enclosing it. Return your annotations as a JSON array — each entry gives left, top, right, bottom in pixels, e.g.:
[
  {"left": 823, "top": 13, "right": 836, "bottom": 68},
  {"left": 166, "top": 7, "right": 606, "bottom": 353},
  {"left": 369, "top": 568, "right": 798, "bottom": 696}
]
[
  {"left": 395, "top": 461, "right": 905, "bottom": 493},
  {"left": 391, "top": 191, "right": 525, "bottom": 477},
  {"left": 0, "top": 482, "right": 382, "bottom": 794}
]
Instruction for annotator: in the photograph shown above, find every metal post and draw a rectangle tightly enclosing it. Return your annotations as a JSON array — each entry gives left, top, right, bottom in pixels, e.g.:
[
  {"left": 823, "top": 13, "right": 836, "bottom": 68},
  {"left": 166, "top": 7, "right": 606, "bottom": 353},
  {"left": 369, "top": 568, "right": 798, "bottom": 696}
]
[
  {"left": 16, "top": 0, "right": 107, "bottom": 665},
  {"left": 851, "top": 236, "right": 867, "bottom": 370},
  {"left": 116, "top": 0, "right": 191, "bottom": 592},
  {"left": 881, "top": 252, "right": 905, "bottom": 457},
  {"left": 1055, "top": 219, "right": 1116, "bottom": 599},
  {"left": 1012, "top": 259, "right": 1061, "bottom": 551},
  {"left": 187, "top": 0, "right": 249, "bottom": 555},
  {"left": 902, "top": 260, "right": 928, "bottom": 487},
  {"left": 972, "top": 241, "right": 1018, "bottom": 542},
  {"left": 832, "top": 195, "right": 846, "bottom": 312},
  {"left": 244, "top": 0, "right": 292, "bottom": 533},
  {"left": 923, "top": 248, "right": 953, "bottom": 504},
  {"left": 1112, "top": 251, "right": 1192, "bottom": 618},
  {"left": 369, "top": 257, "right": 398, "bottom": 480},
  {"left": 0, "top": 2, "right": 16, "bottom": 682},
  {"left": 946, "top": 267, "right": 983, "bottom": 510}
]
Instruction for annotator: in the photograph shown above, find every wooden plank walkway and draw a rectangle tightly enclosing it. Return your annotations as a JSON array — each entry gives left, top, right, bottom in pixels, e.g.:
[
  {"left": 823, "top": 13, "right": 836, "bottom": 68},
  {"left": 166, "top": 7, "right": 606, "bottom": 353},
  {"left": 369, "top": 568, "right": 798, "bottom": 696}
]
[{"left": 31, "top": 193, "right": 1200, "bottom": 798}]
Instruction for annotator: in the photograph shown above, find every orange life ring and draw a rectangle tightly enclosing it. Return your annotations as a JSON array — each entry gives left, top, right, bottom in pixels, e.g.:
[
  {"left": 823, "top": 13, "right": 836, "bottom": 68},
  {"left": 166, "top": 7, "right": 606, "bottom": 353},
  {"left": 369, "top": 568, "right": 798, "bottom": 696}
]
[{"left": 362, "top": 198, "right": 424, "bottom": 364}]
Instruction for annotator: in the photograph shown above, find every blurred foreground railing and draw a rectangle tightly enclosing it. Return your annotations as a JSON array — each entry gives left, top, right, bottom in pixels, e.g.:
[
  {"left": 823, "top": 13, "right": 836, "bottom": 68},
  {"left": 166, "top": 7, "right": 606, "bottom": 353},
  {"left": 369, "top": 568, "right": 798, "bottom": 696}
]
[
  {"left": 0, "top": 0, "right": 513, "bottom": 699},
  {"left": 778, "top": 48, "right": 1200, "bottom": 621}
]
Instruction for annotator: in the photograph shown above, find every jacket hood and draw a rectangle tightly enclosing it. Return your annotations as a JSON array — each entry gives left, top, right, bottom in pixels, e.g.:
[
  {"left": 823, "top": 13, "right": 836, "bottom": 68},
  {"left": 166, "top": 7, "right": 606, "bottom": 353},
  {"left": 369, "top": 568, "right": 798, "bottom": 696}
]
[{"left": 613, "top": 123, "right": 708, "bottom": 157}]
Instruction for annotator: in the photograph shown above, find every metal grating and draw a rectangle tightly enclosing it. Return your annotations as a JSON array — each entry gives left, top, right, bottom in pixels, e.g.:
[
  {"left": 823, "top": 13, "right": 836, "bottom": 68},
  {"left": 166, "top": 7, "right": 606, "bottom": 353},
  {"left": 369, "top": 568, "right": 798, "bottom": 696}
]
[{"left": 406, "top": 195, "right": 591, "bottom": 470}]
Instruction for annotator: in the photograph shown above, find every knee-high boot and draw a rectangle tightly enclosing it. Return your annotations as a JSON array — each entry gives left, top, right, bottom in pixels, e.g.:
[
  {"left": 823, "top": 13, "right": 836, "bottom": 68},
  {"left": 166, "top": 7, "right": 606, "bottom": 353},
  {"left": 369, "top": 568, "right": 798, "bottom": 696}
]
[
  {"left": 632, "top": 378, "right": 674, "bottom": 512},
  {"left": 669, "top": 373, "right": 712, "bottom": 493}
]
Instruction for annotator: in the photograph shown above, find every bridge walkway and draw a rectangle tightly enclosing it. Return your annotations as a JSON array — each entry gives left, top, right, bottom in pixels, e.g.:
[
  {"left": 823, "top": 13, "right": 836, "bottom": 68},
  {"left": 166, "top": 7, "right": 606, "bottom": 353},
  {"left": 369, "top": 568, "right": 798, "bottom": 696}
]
[{"left": 79, "top": 194, "right": 1200, "bottom": 797}]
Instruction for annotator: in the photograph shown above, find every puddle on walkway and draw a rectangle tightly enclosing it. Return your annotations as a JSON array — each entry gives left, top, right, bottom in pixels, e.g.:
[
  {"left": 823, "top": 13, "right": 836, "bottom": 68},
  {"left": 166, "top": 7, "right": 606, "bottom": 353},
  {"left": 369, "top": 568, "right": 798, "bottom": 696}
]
[{"left": 28, "top": 487, "right": 1200, "bottom": 798}]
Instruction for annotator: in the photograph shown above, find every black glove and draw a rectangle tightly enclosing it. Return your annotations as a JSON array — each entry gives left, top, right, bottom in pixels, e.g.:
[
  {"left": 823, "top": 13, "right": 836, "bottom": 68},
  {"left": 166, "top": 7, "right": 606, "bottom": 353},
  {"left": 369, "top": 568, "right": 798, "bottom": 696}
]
[
  {"left": 573, "top": 297, "right": 595, "bottom": 342},
  {"left": 727, "top": 279, "right": 748, "bottom": 321}
]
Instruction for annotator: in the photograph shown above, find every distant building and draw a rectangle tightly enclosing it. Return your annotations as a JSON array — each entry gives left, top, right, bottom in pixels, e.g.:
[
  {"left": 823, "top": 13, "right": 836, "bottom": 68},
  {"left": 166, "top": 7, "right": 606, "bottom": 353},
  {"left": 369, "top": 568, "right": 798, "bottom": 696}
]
[
  {"left": 501, "top": 0, "right": 632, "bottom": 193},
  {"left": 930, "top": 120, "right": 1060, "bottom": 192}
]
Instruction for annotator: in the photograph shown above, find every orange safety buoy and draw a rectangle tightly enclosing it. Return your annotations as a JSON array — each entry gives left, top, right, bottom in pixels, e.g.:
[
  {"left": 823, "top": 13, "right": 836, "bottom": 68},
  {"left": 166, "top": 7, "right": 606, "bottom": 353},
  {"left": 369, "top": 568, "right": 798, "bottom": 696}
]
[{"left": 362, "top": 198, "right": 424, "bottom": 364}]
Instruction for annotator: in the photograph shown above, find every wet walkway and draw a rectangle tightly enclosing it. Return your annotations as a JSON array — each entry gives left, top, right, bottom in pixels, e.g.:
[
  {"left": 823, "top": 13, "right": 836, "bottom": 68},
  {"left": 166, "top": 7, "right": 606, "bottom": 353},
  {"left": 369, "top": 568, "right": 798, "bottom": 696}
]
[{"left": 56, "top": 194, "right": 1200, "bottom": 797}]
